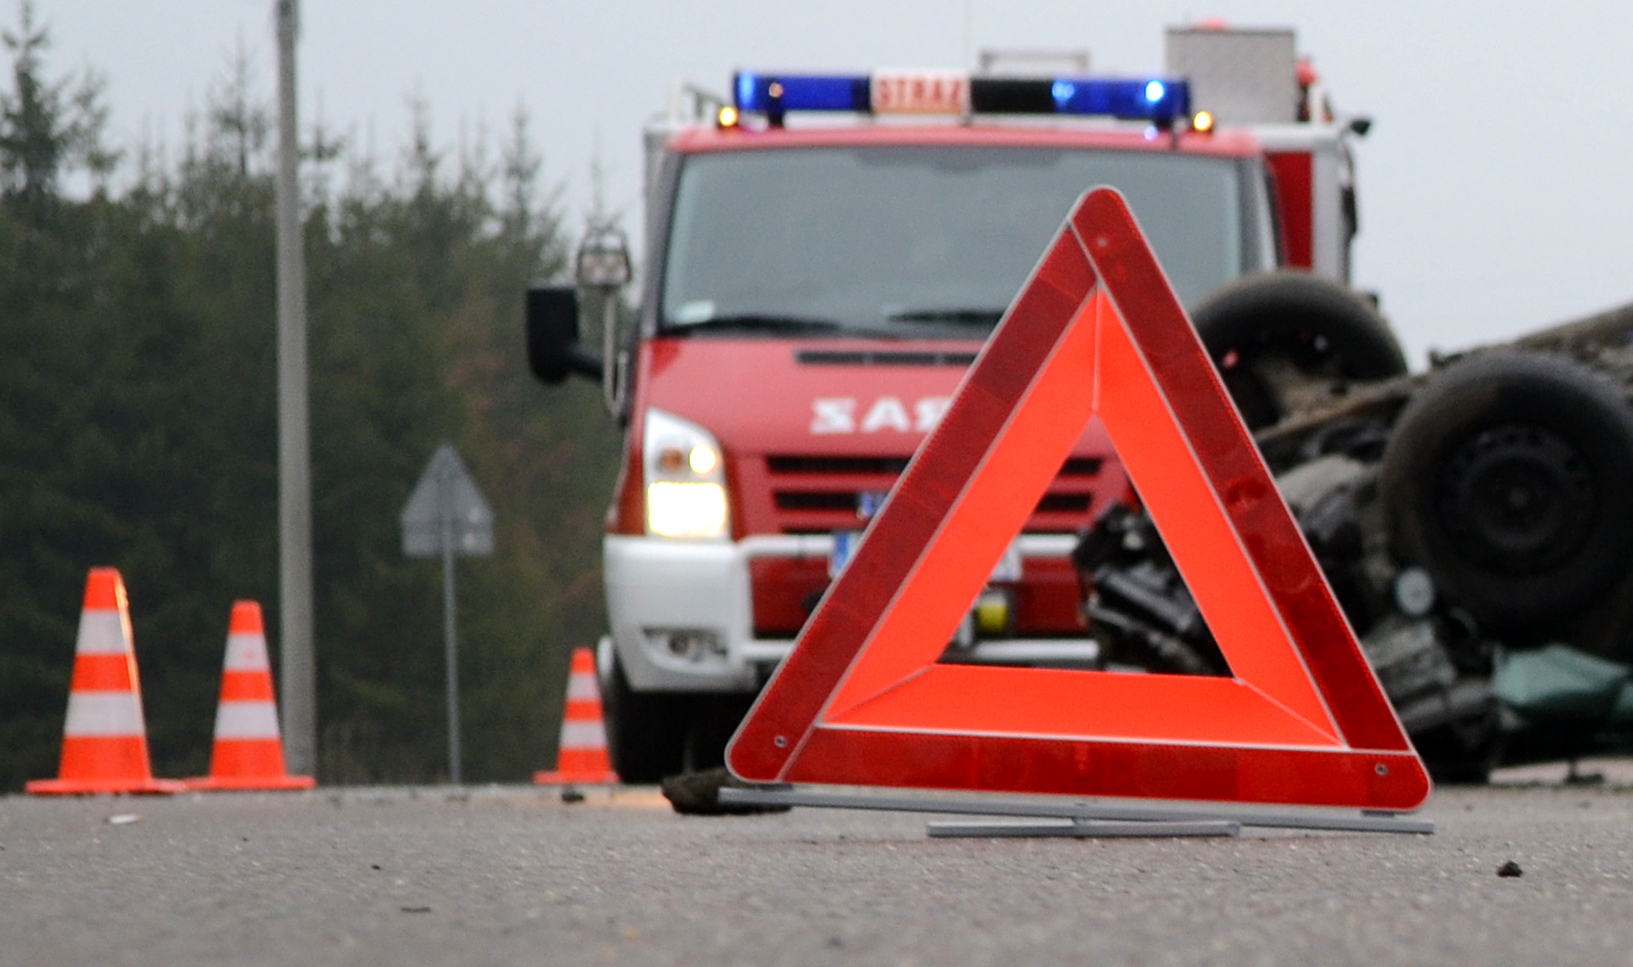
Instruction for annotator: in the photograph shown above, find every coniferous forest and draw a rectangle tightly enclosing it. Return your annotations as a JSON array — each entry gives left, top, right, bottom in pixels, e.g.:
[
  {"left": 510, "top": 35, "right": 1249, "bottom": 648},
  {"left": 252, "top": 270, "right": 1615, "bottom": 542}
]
[{"left": 0, "top": 5, "right": 623, "bottom": 789}]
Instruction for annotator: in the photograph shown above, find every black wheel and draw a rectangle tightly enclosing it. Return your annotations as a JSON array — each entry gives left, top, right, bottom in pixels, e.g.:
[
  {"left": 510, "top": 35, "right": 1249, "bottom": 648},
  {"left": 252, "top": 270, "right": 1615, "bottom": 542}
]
[
  {"left": 1191, "top": 271, "right": 1408, "bottom": 429},
  {"left": 600, "top": 651, "right": 686, "bottom": 783},
  {"left": 1416, "top": 704, "right": 1505, "bottom": 785},
  {"left": 679, "top": 694, "right": 755, "bottom": 773},
  {"left": 1379, "top": 351, "right": 1633, "bottom": 634}
]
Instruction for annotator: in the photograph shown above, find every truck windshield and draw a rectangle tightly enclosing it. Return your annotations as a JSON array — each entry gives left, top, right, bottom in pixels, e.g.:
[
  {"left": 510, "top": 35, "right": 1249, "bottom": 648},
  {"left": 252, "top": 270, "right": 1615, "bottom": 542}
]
[{"left": 660, "top": 145, "right": 1261, "bottom": 337}]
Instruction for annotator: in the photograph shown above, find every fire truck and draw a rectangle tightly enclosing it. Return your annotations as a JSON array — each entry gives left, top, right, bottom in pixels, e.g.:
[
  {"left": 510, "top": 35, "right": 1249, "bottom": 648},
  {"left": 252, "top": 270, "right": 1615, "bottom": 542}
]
[{"left": 527, "top": 26, "right": 1400, "bottom": 782}]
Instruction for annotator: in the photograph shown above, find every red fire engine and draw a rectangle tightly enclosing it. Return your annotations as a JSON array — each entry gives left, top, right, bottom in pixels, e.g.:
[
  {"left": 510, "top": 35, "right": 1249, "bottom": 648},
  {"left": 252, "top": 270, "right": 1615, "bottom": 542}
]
[{"left": 528, "top": 25, "right": 1390, "bottom": 781}]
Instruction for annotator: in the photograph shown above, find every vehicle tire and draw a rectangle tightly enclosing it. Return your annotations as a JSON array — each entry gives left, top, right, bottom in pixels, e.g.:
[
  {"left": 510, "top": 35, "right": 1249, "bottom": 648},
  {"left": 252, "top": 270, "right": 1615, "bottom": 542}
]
[
  {"left": 680, "top": 694, "right": 756, "bottom": 773},
  {"left": 1190, "top": 271, "right": 1408, "bottom": 429},
  {"left": 600, "top": 651, "right": 686, "bottom": 783},
  {"left": 1379, "top": 351, "right": 1633, "bottom": 634},
  {"left": 1415, "top": 704, "right": 1505, "bottom": 785}
]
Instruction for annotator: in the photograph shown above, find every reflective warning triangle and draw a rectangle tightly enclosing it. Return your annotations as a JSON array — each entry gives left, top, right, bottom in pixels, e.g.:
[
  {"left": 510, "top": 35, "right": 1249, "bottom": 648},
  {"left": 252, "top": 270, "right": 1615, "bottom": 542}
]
[{"left": 727, "top": 188, "right": 1430, "bottom": 811}]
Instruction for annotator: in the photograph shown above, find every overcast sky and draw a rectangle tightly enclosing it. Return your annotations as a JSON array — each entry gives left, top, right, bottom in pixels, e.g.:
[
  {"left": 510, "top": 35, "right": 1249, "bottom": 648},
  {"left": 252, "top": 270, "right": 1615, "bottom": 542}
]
[{"left": 41, "top": 1, "right": 1633, "bottom": 366}]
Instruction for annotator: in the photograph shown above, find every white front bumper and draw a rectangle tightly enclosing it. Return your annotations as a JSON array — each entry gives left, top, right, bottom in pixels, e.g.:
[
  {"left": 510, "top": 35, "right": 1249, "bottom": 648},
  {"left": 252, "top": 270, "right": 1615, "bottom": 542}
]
[{"left": 603, "top": 532, "right": 1092, "bottom": 693}]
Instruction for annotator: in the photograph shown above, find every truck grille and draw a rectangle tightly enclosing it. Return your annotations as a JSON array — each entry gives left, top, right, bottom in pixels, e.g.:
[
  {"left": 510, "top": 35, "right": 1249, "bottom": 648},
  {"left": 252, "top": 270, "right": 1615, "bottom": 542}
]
[
  {"left": 766, "top": 455, "right": 911, "bottom": 475},
  {"left": 755, "top": 454, "right": 1103, "bottom": 534}
]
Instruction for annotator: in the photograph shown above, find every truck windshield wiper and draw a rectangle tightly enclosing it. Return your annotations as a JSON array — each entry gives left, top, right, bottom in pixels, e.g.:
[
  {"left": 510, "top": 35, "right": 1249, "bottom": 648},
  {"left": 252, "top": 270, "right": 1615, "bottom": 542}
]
[
  {"left": 668, "top": 313, "right": 901, "bottom": 339},
  {"left": 886, "top": 308, "right": 1005, "bottom": 326}
]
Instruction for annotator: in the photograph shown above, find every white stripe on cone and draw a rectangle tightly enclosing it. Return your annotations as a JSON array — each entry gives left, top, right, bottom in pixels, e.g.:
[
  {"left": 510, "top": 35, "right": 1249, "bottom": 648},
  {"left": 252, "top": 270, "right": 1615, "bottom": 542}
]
[
  {"left": 214, "top": 701, "right": 283, "bottom": 740},
  {"left": 223, "top": 632, "right": 271, "bottom": 671},
  {"left": 566, "top": 673, "right": 600, "bottom": 701},
  {"left": 74, "top": 611, "right": 132, "bottom": 656},
  {"left": 559, "top": 720, "right": 608, "bottom": 749},
  {"left": 63, "top": 692, "right": 147, "bottom": 737}
]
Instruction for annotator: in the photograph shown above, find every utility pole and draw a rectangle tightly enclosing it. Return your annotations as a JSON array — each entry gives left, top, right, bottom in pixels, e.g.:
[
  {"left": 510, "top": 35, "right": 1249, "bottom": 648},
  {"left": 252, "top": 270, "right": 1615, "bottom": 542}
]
[{"left": 274, "top": 0, "right": 316, "bottom": 776}]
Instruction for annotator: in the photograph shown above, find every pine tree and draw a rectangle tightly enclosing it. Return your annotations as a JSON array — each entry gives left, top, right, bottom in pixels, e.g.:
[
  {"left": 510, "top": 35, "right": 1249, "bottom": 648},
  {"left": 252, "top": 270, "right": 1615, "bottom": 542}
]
[
  {"left": 0, "top": 1, "right": 112, "bottom": 217},
  {"left": 0, "top": 19, "right": 617, "bottom": 788}
]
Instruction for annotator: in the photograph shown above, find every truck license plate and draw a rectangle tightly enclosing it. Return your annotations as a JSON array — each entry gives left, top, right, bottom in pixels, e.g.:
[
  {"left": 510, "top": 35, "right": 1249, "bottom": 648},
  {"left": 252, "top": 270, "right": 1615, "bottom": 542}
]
[{"left": 830, "top": 531, "right": 1022, "bottom": 581}]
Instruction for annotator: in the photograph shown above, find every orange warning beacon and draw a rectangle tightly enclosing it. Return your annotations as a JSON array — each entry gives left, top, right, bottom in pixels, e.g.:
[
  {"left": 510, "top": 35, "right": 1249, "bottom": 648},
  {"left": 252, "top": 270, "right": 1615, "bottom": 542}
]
[{"left": 726, "top": 187, "right": 1430, "bottom": 812}]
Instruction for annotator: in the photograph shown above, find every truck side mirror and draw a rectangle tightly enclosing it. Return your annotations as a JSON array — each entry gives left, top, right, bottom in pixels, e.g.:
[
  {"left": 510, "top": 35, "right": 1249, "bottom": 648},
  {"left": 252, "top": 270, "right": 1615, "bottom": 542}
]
[
  {"left": 526, "top": 286, "right": 603, "bottom": 385},
  {"left": 574, "top": 229, "right": 634, "bottom": 418},
  {"left": 576, "top": 231, "right": 633, "bottom": 288}
]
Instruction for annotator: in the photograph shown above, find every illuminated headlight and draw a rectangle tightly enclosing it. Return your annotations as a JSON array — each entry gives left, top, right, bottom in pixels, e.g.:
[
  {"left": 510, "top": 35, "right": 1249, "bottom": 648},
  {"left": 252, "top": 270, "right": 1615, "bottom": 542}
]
[
  {"left": 647, "top": 482, "right": 727, "bottom": 537},
  {"left": 644, "top": 408, "right": 729, "bottom": 539}
]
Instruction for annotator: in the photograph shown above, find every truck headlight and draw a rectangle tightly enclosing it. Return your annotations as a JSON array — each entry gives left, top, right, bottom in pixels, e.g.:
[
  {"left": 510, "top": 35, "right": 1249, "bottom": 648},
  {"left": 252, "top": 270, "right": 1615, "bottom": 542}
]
[{"left": 644, "top": 408, "right": 729, "bottom": 539}]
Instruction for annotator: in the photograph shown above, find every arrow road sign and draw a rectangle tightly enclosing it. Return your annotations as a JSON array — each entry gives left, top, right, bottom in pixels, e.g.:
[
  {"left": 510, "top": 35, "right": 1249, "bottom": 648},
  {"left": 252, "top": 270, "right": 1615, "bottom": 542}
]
[
  {"left": 400, "top": 443, "right": 493, "bottom": 785},
  {"left": 401, "top": 444, "right": 494, "bottom": 558}
]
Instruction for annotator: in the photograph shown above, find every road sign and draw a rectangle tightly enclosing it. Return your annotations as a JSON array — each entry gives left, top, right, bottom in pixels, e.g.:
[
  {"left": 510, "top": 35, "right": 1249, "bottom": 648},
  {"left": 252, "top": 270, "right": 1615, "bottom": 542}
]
[
  {"left": 401, "top": 445, "right": 494, "bottom": 558},
  {"left": 401, "top": 443, "right": 493, "bottom": 785},
  {"left": 726, "top": 187, "right": 1430, "bottom": 812}
]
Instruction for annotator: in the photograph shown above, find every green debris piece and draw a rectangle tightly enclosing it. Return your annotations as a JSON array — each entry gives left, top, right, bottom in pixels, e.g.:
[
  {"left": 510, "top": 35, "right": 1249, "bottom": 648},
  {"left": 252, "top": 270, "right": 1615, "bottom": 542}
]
[
  {"left": 1606, "top": 681, "right": 1633, "bottom": 729},
  {"left": 1493, "top": 645, "right": 1631, "bottom": 723}
]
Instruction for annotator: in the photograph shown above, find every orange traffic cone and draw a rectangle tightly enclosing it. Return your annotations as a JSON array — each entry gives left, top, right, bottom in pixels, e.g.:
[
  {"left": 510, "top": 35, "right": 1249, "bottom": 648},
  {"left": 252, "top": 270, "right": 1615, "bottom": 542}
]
[
  {"left": 534, "top": 647, "right": 620, "bottom": 784},
  {"left": 27, "top": 568, "right": 184, "bottom": 795},
  {"left": 187, "top": 601, "right": 314, "bottom": 791}
]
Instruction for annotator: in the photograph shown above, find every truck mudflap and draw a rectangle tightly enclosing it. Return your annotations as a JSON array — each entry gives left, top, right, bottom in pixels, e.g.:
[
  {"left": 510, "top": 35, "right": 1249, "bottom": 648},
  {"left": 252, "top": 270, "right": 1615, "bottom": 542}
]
[{"left": 604, "top": 532, "right": 1098, "bottom": 693}]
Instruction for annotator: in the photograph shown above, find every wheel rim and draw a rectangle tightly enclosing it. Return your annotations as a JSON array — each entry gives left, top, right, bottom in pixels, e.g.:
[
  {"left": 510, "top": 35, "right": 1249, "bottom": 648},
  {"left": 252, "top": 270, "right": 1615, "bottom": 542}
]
[{"left": 1435, "top": 423, "right": 1594, "bottom": 575}]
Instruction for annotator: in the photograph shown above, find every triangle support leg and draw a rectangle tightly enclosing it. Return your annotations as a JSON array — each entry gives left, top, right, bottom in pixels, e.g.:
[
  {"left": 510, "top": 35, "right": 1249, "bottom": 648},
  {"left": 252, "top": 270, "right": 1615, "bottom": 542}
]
[{"left": 717, "top": 786, "right": 1435, "bottom": 836}]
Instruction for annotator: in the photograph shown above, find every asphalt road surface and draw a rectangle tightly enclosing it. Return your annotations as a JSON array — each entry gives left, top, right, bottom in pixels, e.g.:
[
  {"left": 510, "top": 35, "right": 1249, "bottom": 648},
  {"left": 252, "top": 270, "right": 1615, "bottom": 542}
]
[{"left": 6, "top": 761, "right": 1633, "bottom": 967}]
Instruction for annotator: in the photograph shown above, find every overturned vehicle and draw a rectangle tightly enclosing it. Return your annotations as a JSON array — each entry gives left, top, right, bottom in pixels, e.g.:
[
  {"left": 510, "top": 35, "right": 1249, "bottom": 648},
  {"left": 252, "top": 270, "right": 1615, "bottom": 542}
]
[{"left": 1077, "top": 272, "right": 1633, "bottom": 781}]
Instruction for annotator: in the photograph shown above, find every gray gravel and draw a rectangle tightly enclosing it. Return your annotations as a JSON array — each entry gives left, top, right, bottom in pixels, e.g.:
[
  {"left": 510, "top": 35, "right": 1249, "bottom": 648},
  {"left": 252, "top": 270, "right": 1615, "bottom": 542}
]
[{"left": 4, "top": 771, "right": 1633, "bottom": 967}]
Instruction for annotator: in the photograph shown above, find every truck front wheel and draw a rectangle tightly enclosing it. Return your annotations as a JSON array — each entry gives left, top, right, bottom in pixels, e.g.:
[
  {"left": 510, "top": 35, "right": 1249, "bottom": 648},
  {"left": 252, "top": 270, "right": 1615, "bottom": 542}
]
[
  {"left": 680, "top": 694, "right": 755, "bottom": 772},
  {"left": 600, "top": 652, "right": 686, "bottom": 783}
]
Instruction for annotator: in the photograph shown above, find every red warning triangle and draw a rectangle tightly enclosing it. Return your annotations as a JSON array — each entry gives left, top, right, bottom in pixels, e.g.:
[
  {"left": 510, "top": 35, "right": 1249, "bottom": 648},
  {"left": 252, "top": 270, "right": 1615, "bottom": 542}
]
[{"left": 727, "top": 188, "right": 1429, "bottom": 811}]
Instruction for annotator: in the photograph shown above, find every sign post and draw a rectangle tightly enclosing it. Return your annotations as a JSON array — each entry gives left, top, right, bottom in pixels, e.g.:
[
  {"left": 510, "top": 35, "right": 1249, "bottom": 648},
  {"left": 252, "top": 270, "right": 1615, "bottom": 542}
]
[{"left": 401, "top": 444, "right": 494, "bottom": 784}]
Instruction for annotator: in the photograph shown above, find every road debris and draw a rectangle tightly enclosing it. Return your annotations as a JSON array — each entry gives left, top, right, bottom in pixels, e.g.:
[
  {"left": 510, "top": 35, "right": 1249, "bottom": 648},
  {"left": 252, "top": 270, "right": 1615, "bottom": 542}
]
[{"left": 661, "top": 768, "right": 791, "bottom": 816}]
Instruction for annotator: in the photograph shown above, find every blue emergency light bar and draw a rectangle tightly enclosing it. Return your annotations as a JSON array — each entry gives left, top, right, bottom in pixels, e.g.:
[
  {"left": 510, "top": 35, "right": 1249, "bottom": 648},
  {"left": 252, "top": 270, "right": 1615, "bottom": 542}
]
[
  {"left": 732, "top": 71, "right": 1191, "bottom": 126},
  {"left": 735, "top": 73, "right": 869, "bottom": 113}
]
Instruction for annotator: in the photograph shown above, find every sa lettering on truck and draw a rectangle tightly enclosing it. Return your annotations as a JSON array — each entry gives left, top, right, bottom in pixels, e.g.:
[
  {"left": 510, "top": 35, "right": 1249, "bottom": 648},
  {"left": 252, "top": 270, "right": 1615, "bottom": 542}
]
[
  {"left": 810, "top": 397, "right": 952, "bottom": 435},
  {"left": 525, "top": 26, "right": 1374, "bottom": 782}
]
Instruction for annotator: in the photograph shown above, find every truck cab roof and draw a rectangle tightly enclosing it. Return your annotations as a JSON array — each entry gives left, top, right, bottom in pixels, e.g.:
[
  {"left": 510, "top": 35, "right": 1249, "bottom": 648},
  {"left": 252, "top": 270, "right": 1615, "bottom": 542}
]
[{"left": 664, "top": 120, "right": 1266, "bottom": 160}]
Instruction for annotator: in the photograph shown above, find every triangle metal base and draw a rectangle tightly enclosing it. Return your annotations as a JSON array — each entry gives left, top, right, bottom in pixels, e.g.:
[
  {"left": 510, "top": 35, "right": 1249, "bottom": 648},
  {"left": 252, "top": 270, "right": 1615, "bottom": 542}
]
[
  {"left": 928, "top": 818, "right": 1239, "bottom": 838},
  {"left": 717, "top": 786, "right": 1434, "bottom": 837}
]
